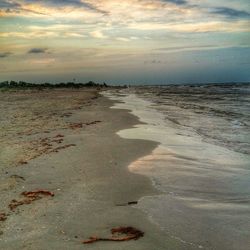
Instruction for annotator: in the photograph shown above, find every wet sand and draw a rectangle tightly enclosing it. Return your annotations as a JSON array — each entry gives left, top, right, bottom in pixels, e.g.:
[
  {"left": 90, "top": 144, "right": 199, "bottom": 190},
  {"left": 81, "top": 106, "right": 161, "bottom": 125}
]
[
  {"left": 0, "top": 89, "right": 184, "bottom": 249},
  {"left": 104, "top": 88, "right": 250, "bottom": 250}
]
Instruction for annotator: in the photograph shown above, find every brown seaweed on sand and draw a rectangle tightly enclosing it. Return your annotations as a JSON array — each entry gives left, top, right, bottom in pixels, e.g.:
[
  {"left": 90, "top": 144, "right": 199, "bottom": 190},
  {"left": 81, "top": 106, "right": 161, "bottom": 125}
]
[
  {"left": 82, "top": 226, "right": 144, "bottom": 244},
  {"left": 69, "top": 121, "right": 101, "bottom": 129},
  {"left": 9, "top": 198, "right": 36, "bottom": 211},
  {"left": 85, "top": 121, "right": 101, "bottom": 126},
  {"left": 50, "top": 144, "right": 76, "bottom": 153},
  {"left": 69, "top": 123, "right": 83, "bottom": 129},
  {"left": 18, "top": 160, "right": 28, "bottom": 165},
  {"left": 54, "top": 134, "right": 64, "bottom": 138},
  {"left": 9, "top": 190, "right": 54, "bottom": 211},
  {"left": 0, "top": 213, "right": 7, "bottom": 222},
  {"left": 22, "top": 190, "right": 54, "bottom": 198},
  {"left": 51, "top": 138, "right": 64, "bottom": 144}
]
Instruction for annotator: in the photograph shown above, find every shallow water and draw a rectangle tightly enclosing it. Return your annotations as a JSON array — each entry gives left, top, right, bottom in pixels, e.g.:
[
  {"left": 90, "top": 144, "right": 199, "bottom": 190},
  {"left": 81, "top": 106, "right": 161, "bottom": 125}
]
[
  {"left": 132, "top": 84, "right": 250, "bottom": 155},
  {"left": 103, "top": 84, "right": 250, "bottom": 250}
]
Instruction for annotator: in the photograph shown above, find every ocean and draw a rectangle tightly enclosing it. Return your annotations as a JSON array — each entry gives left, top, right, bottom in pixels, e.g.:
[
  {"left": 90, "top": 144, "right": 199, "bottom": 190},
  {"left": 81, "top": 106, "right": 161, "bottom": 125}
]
[{"left": 104, "top": 83, "right": 250, "bottom": 250}]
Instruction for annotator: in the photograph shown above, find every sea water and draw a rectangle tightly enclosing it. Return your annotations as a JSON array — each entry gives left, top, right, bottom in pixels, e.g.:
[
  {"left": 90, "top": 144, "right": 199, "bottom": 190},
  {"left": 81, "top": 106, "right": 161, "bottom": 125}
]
[{"left": 103, "top": 84, "right": 250, "bottom": 250}]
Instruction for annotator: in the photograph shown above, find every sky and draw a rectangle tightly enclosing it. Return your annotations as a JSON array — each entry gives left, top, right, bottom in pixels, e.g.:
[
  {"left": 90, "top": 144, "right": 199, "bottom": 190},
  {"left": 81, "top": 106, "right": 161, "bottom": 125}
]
[{"left": 0, "top": 0, "right": 250, "bottom": 84}]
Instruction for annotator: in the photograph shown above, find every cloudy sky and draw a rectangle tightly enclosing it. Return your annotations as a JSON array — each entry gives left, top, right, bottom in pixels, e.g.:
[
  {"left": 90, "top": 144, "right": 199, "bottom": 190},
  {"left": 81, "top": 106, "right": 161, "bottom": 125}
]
[{"left": 0, "top": 0, "right": 249, "bottom": 84}]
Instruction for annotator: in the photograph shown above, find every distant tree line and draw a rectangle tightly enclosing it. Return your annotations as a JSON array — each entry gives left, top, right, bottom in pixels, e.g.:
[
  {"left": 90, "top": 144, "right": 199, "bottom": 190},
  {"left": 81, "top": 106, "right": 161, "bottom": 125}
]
[{"left": 0, "top": 80, "right": 109, "bottom": 89}]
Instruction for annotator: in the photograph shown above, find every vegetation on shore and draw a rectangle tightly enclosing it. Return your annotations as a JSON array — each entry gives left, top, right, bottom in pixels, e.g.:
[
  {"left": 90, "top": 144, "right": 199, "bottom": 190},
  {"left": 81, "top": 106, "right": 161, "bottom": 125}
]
[{"left": 0, "top": 80, "right": 109, "bottom": 89}]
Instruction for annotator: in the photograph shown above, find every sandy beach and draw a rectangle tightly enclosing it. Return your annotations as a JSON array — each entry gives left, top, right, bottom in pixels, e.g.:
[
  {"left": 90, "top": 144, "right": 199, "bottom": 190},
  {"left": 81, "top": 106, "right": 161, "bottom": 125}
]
[
  {"left": 1, "top": 0, "right": 249, "bottom": 248},
  {"left": 1, "top": 86, "right": 249, "bottom": 250},
  {"left": 0, "top": 88, "right": 183, "bottom": 250}
]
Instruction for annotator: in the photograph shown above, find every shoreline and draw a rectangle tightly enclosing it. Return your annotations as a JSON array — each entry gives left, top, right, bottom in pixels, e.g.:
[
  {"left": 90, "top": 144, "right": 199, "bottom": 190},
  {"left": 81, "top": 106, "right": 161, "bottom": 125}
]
[
  {"left": 0, "top": 89, "right": 183, "bottom": 249},
  {"left": 105, "top": 88, "right": 250, "bottom": 250}
]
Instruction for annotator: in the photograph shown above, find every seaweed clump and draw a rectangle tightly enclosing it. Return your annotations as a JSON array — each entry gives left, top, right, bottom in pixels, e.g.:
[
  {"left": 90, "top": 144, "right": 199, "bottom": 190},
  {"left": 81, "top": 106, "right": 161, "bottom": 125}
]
[{"left": 83, "top": 226, "right": 144, "bottom": 244}]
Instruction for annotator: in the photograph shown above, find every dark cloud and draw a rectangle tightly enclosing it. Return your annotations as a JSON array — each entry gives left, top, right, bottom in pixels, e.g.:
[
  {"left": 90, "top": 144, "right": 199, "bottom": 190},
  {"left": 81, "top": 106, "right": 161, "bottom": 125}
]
[
  {"left": 25, "top": 0, "right": 88, "bottom": 8},
  {"left": 155, "top": 45, "right": 217, "bottom": 51},
  {"left": 28, "top": 48, "right": 48, "bottom": 54},
  {"left": 211, "top": 7, "right": 250, "bottom": 19},
  {"left": 0, "top": 0, "right": 21, "bottom": 9},
  {"left": 0, "top": 0, "right": 45, "bottom": 15},
  {"left": 0, "top": 52, "right": 12, "bottom": 58},
  {"left": 24, "top": 0, "right": 107, "bottom": 14},
  {"left": 0, "top": 0, "right": 107, "bottom": 15},
  {"left": 161, "top": 0, "right": 188, "bottom": 5}
]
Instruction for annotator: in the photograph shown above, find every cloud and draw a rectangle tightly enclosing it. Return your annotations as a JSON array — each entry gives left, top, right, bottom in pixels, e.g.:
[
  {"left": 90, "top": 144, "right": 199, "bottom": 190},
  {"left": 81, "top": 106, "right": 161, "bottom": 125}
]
[
  {"left": 129, "top": 20, "right": 250, "bottom": 33},
  {"left": 90, "top": 30, "right": 107, "bottom": 39},
  {"left": 24, "top": 0, "right": 88, "bottom": 8},
  {"left": 161, "top": 0, "right": 188, "bottom": 5},
  {"left": 155, "top": 45, "right": 218, "bottom": 52},
  {"left": 0, "top": 27, "right": 85, "bottom": 39},
  {"left": 0, "top": 0, "right": 21, "bottom": 16},
  {"left": 0, "top": 0, "right": 21, "bottom": 9},
  {"left": 116, "top": 37, "right": 130, "bottom": 42},
  {"left": 0, "top": 0, "right": 46, "bottom": 15},
  {"left": 0, "top": 31, "right": 56, "bottom": 38},
  {"left": 0, "top": 52, "right": 12, "bottom": 58},
  {"left": 23, "top": 0, "right": 107, "bottom": 14},
  {"left": 211, "top": 7, "right": 250, "bottom": 19},
  {"left": 28, "top": 48, "right": 48, "bottom": 54},
  {"left": 0, "top": 0, "right": 107, "bottom": 17}
]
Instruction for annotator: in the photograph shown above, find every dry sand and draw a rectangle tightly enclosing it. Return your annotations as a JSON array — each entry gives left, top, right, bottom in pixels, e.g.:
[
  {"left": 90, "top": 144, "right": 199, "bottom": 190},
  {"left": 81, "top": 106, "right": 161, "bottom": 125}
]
[{"left": 0, "top": 88, "right": 183, "bottom": 250}]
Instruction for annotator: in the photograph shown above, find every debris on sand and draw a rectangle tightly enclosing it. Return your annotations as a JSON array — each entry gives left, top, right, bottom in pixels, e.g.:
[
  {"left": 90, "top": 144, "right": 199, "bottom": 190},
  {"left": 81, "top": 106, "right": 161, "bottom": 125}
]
[
  {"left": 54, "top": 134, "right": 64, "bottom": 138},
  {"left": 10, "top": 175, "right": 25, "bottom": 181},
  {"left": 0, "top": 213, "right": 7, "bottom": 222},
  {"left": 69, "top": 123, "right": 83, "bottom": 129},
  {"left": 128, "top": 201, "right": 138, "bottom": 205},
  {"left": 85, "top": 121, "right": 101, "bottom": 126},
  {"left": 82, "top": 226, "right": 144, "bottom": 244},
  {"left": 69, "top": 121, "right": 101, "bottom": 129},
  {"left": 116, "top": 201, "right": 138, "bottom": 206},
  {"left": 50, "top": 144, "right": 76, "bottom": 153},
  {"left": 60, "top": 112, "right": 73, "bottom": 118},
  {"left": 16, "top": 135, "right": 75, "bottom": 166},
  {"left": 18, "top": 160, "right": 28, "bottom": 165},
  {"left": 22, "top": 190, "right": 54, "bottom": 198},
  {"left": 9, "top": 190, "right": 54, "bottom": 211},
  {"left": 51, "top": 138, "right": 64, "bottom": 144},
  {"left": 9, "top": 198, "right": 34, "bottom": 211}
]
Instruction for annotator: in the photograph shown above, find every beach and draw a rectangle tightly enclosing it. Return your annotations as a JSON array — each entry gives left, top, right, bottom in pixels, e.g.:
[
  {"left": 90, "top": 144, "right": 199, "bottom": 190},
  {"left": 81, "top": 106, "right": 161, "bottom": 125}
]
[
  {"left": 0, "top": 88, "right": 181, "bottom": 250},
  {"left": 1, "top": 0, "right": 249, "bottom": 248},
  {"left": 0, "top": 85, "right": 249, "bottom": 250}
]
